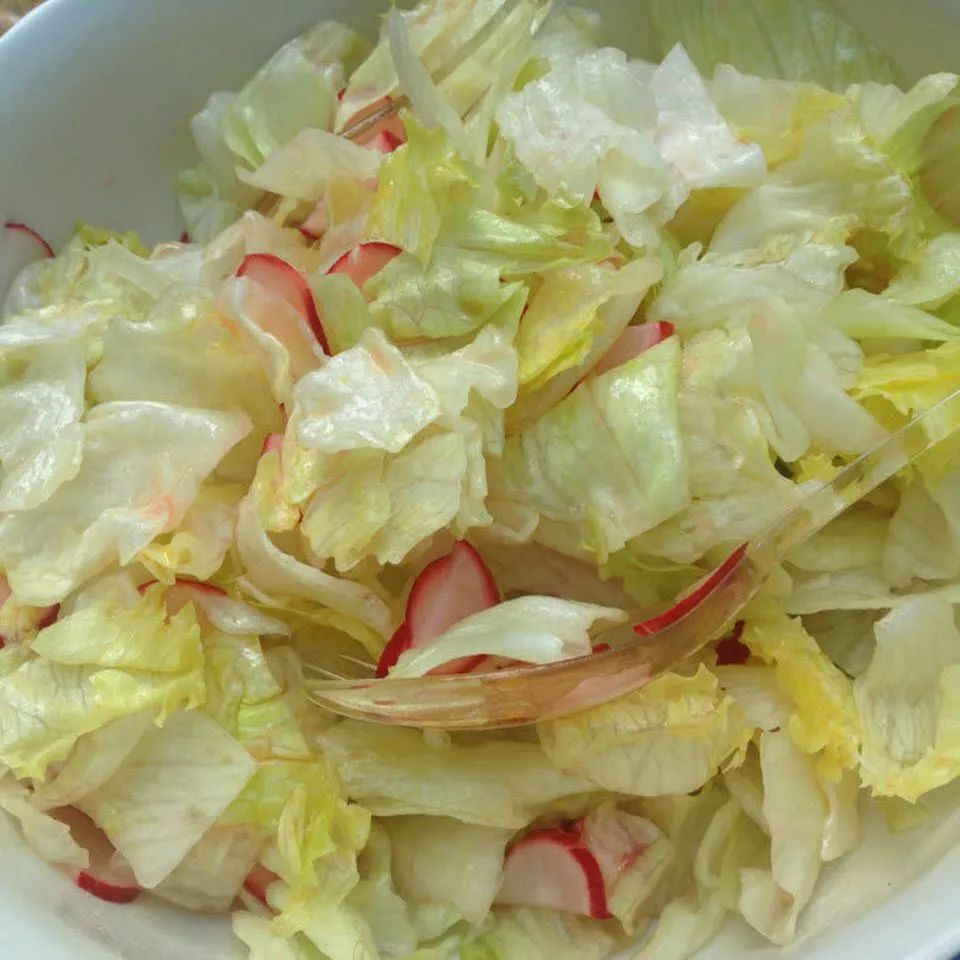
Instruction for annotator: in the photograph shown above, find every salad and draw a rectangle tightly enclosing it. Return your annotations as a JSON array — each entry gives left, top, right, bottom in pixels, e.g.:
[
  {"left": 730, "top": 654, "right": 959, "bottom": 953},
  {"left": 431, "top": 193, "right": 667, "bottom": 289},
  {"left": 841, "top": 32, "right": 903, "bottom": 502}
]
[{"left": 2, "top": 0, "right": 960, "bottom": 957}]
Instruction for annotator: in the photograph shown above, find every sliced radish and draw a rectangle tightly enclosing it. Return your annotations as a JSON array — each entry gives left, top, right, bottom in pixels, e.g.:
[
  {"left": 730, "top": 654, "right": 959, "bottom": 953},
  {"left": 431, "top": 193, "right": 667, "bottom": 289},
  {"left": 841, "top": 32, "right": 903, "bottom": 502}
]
[
  {"left": 496, "top": 825, "right": 611, "bottom": 919},
  {"left": 407, "top": 541, "right": 499, "bottom": 645},
  {"left": 364, "top": 130, "right": 404, "bottom": 155},
  {"left": 375, "top": 542, "right": 500, "bottom": 678},
  {"left": 236, "top": 253, "right": 329, "bottom": 354},
  {"left": 138, "top": 577, "right": 227, "bottom": 614},
  {"left": 260, "top": 433, "right": 285, "bottom": 457},
  {"left": 299, "top": 199, "right": 327, "bottom": 240},
  {"left": 36, "top": 603, "right": 60, "bottom": 630},
  {"left": 1, "top": 220, "right": 54, "bottom": 296},
  {"left": 53, "top": 807, "right": 141, "bottom": 905},
  {"left": 375, "top": 623, "right": 413, "bottom": 678},
  {"left": 714, "top": 619, "right": 750, "bottom": 666},
  {"left": 327, "top": 241, "right": 401, "bottom": 291},
  {"left": 593, "top": 322, "right": 675, "bottom": 377},
  {"left": 345, "top": 96, "right": 407, "bottom": 148},
  {"left": 634, "top": 543, "right": 748, "bottom": 638},
  {"left": 243, "top": 863, "right": 280, "bottom": 907}
]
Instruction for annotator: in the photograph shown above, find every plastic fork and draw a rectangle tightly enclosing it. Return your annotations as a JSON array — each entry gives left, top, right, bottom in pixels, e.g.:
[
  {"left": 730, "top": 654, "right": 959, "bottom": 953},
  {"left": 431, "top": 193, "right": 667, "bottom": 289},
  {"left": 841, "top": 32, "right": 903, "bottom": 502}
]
[
  {"left": 305, "top": 386, "right": 960, "bottom": 729},
  {"left": 338, "top": 0, "right": 557, "bottom": 143}
]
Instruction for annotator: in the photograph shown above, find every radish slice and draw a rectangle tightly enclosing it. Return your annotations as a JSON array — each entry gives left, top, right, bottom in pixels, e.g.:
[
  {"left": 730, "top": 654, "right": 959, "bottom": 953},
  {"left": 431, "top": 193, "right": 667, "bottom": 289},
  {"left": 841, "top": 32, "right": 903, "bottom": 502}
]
[
  {"left": 327, "top": 242, "right": 401, "bottom": 291},
  {"left": 243, "top": 863, "right": 280, "bottom": 907},
  {"left": 407, "top": 541, "right": 499, "bottom": 676},
  {"left": 364, "top": 130, "right": 404, "bottom": 155},
  {"left": 299, "top": 200, "right": 327, "bottom": 240},
  {"left": 345, "top": 96, "right": 407, "bottom": 147},
  {"left": 375, "top": 542, "right": 500, "bottom": 678},
  {"left": 375, "top": 623, "right": 413, "bottom": 678},
  {"left": 236, "top": 253, "right": 329, "bottom": 354},
  {"left": 138, "top": 577, "right": 227, "bottom": 614},
  {"left": 138, "top": 578, "right": 288, "bottom": 638},
  {"left": 53, "top": 807, "right": 141, "bottom": 905},
  {"left": 633, "top": 543, "right": 748, "bottom": 637},
  {"left": 36, "top": 604, "right": 60, "bottom": 630},
  {"left": 496, "top": 825, "right": 611, "bottom": 919},
  {"left": 260, "top": 433, "right": 284, "bottom": 457},
  {"left": 1, "top": 220, "right": 54, "bottom": 296},
  {"left": 714, "top": 619, "right": 750, "bottom": 666},
  {"left": 593, "top": 322, "right": 675, "bottom": 378}
]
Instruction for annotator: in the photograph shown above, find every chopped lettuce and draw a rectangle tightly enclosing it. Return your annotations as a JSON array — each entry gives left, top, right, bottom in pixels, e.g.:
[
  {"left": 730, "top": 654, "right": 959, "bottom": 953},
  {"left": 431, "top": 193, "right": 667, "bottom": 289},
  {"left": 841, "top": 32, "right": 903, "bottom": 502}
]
[
  {"left": 539, "top": 666, "right": 752, "bottom": 797},
  {"left": 4, "top": 5, "right": 960, "bottom": 960},
  {"left": 647, "top": 0, "right": 898, "bottom": 91}
]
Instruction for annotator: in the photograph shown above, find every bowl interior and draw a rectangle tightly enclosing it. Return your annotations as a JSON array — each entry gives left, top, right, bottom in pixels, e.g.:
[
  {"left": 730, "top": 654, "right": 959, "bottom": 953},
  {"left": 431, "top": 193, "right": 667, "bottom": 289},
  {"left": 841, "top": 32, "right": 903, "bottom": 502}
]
[{"left": 2, "top": 1, "right": 960, "bottom": 958}]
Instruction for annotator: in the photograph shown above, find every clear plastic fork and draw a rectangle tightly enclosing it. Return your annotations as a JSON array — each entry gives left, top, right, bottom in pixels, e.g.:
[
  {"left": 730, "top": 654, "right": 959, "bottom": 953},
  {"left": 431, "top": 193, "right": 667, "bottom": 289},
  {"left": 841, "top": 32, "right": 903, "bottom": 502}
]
[
  {"left": 305, "top": 387, "right": 960, "bottom": 729},
  {"left": 338, "top": 0, "right": 558, "bottom": 143}
]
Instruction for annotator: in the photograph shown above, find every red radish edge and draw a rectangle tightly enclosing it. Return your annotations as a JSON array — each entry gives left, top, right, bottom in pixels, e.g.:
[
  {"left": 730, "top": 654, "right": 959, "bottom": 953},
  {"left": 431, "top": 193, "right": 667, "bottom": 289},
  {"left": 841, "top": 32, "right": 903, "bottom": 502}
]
[
  {"left": 375, "top": 542, "right": 500, "bottom": 678},
  {"left": 715, "top": 619, "right": 750, "bottom": 666},
  {"left": 179, "top": 230, "right": 191, "bottom": 244},
  {"left": 243, "top": 863, "right": 280, "bottom": 907},
  {"left": 36, "top": 604, "right": 60, "bottom": 630},
  {"left": 138, "top": 578, "right": 228, "bottom": 621},
  {"left": 76, "top": 870, "right": 141, "bottom": 904},
  {"left": 261, "top": 433, "right": 284, "bottom": 457},
  {"left": 375, "top": 623, "right": 413, "bottom": 678},
  {"left": 53, "top": 807, "right": 141, "bottom": 905},
  {"left": 634, "top": 543, "right": 748, "bottom": 637},
  {"left": 593, "top": 322, "right": 675, "bottom": 378},
  {"left": 365, "top": 130, "right": 404, "bottom": 155},
  {"left": 327, "top": 242, "right": 401, "bottom": 291},
  {"left": 299, "top": 200, "right": 327, "bottom": 241},
  {"left": 5, "top": 220, "right": 54, "bottom": 258},
  {"left": 138, "top": 578, "right": 227, "bottom": 597},
  {"left": 236, "top": 253, "right": 329, "bottom": 354},
  {"left": 499, "top": 824, "right": 611, "bottom": 919}
]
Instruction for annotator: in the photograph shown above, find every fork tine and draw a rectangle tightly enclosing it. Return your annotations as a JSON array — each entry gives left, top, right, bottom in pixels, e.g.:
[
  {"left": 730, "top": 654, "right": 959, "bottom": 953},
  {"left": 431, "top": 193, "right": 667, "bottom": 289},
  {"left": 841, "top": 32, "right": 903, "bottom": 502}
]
[
  {"left": 340, "top": 0, "right": 551, "bottom": 142},
  {"left": 302, "top": 662, "right": 345, "bottom": 681},
  {"left": 337, "top": 653, "right": 377, "bottom": 673}
]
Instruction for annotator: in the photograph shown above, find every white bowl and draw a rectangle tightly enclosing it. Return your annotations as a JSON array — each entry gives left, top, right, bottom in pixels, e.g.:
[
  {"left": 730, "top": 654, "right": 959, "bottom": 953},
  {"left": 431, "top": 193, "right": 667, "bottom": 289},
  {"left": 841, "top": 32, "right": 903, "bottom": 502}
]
[{"left": 2, "top": 1, "right": 960, "bottom": 958}]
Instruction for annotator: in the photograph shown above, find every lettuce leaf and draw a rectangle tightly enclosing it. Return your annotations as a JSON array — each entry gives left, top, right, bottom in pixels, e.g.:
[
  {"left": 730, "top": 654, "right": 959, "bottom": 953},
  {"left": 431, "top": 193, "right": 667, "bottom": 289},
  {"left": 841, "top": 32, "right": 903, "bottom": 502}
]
[
  {"left": 78, "top": 709, "right": 256, "bottom": 888},
  {"left": 0, "top": 769, "right": 89, "bottom": 870},
  {"left": 385, "top": 816, "right": 513, "bottom": 924},
  {"left": 0, "top": 402, "right": 250, "bottom": 605},
  {"left": 462, "top": 907, "right": 621, "bottom": 960},
  {"left": 389, "top": 596, "right": 625, "bottom": 677},
  {"left": 489, "top": 337, "right": 688, "bottom": 562},
  {"left": 647, "top": 0, "right": 897, "bottom": 90},
  {"left": 179, "top": 22, "right": 368, "bottom": 240},
  {"left": 737, "top": 731, "right": 828, "bottom": 944},
  {"left": 855, "top": 595, "right": 960, "bottom": 801},
  {"left": 497, "top": 46, "right": 763, "bottom": 250},
  {"left": 0, "top": 582, "right": 209, "bottom": 781},
  {"left": 742, "top": 600, "right": 860, "bottom": 780},
  {"left": 318, "top": 722, "right": 598, "bottom": 828},
  {"left": 235, "top": 495, "right": 392, "bottom": 637},
  {"left": 539, "top": 666, "right": 752, "bottom": 797}
]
